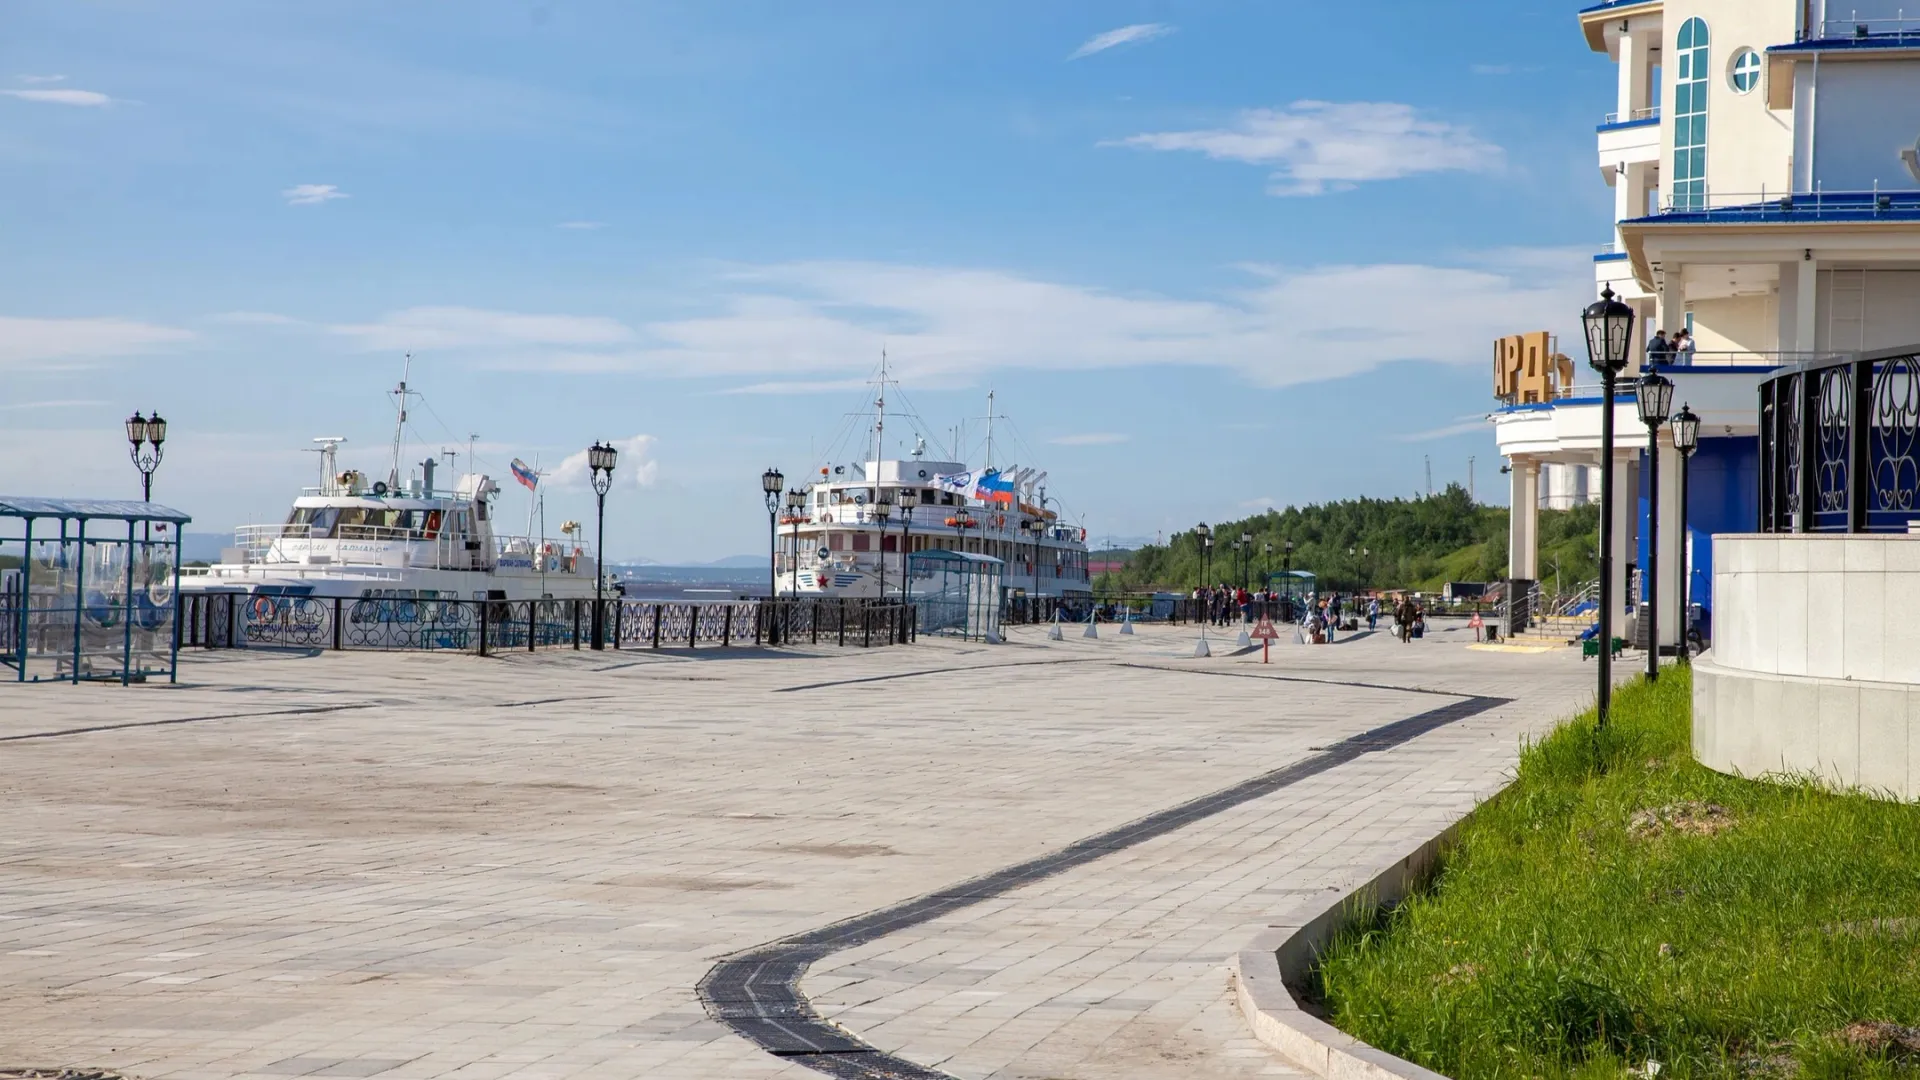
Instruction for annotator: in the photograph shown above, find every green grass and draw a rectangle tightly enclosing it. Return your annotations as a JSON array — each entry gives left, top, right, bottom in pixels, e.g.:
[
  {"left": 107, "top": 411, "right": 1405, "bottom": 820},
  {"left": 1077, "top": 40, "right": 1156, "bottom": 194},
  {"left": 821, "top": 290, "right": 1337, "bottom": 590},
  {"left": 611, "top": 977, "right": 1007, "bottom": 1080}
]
[{"left": 1318, "top": 668, "right": 1920, "bottom": 1080}]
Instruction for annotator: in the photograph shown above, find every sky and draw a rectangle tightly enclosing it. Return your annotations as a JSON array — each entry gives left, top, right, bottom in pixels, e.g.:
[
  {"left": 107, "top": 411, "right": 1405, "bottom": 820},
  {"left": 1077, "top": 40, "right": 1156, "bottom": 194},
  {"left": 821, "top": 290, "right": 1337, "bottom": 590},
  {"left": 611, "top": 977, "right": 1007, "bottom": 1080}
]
[{"left": 0, "top": 1, "right": 1617, "bottom": 561}]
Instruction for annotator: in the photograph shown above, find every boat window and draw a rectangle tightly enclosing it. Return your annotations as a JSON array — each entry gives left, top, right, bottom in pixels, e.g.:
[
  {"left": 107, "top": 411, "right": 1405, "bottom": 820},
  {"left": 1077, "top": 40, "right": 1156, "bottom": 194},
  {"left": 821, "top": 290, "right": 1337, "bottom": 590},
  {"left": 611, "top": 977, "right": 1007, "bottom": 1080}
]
[
  {"left": 285, "top": 507, "right": 316, "bottom": 526},
  {"left": 921, "top": 488, "right": 936, "bottom": 503},
  {"left": 829, "top": 532, "right": 846, "bottom": 551},
  {"left": 423, "top": 509, "right": 442, "bottom": 538},
  {"left": 307, "top": 507, "right": 340, "bottom": 538},
  {"left": 852, "top": 533, "right": 871, "bottom": 552},
  {"left": 475, "top": 500, "right": 488, "bottom": 522}
]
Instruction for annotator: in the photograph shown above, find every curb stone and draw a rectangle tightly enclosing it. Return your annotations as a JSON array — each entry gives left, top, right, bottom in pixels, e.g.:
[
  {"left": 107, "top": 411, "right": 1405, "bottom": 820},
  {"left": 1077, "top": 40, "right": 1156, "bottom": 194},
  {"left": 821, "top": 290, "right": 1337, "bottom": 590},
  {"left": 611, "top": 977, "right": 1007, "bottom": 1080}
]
[{"left": 1231, "top": 825, "right": 1461, "bottom": 1080}]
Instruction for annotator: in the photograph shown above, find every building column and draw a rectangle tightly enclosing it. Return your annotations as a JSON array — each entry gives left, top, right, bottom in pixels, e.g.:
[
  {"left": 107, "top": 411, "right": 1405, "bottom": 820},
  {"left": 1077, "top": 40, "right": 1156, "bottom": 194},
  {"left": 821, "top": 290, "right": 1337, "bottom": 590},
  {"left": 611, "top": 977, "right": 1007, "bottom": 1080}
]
[
  {"left": 1656, "top": 438, "right": 1684, "bottom": 647},
  {"left": 1792, "top": 253, "right": 1819, "bottom": 355},
  {"left": 1609, "top": 447, "right": 1638, "bottom": 631},
  {"left": 1617, "top": 30, "right": 1640, "bottom": 119},
  {"left": 1510, "top": 458, "right": 1540, "bottom": 579}
]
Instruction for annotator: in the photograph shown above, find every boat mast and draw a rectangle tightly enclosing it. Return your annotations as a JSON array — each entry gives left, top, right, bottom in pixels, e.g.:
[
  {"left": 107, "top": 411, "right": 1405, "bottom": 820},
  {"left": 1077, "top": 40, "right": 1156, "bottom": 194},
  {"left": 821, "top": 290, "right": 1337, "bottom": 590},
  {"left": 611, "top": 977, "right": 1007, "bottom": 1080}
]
[
  {"left": 388, "top": 353, "right": 417, "bottom": 492},
  {"left": 869, "top": 348, "right": 887, "bottom": 477},
  {"left": 985, "top": 389, "right": 995, "bottom": 469}
]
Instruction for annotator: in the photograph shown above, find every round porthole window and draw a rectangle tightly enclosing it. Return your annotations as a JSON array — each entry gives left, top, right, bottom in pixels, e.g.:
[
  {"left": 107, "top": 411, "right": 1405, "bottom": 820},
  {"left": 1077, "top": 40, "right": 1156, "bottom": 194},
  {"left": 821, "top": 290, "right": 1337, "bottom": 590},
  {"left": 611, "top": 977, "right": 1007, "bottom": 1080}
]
[{"left": 1729, "top": 48, "right": 1760, "bottom": 94}]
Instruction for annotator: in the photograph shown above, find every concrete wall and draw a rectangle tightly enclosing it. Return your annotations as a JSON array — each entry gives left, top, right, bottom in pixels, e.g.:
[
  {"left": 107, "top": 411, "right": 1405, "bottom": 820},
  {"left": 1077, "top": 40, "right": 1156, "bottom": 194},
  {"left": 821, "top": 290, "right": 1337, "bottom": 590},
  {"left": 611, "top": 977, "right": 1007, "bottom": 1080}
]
[
  {"left": 1694, "top": 533, "right": 1920, "bottom": 799},
  {"left": 1815, "top": 270, "right": 1920, "bottom": 354}
]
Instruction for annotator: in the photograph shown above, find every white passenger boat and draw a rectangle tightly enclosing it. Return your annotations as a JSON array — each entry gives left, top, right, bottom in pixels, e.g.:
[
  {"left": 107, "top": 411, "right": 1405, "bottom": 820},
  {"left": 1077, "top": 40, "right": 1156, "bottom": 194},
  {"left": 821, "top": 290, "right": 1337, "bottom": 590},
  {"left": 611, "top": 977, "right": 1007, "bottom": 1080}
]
[
  {"left": 775, "top": 372, "right": 1091, "bottom": 602},
  {"left": 181, "top": 374, "right": 598, "bottom": 605}
]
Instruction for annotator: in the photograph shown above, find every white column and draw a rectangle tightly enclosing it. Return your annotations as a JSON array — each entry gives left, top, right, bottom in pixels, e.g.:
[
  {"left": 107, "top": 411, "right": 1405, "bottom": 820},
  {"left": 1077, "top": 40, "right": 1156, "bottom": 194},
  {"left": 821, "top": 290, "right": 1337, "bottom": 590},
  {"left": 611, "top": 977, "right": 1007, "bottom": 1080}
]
[
  {"left": 1654, "top": 437, "right": 1684, "bottom": 648},
  {"left": 1509, "top": 459, "right": 1540, "bottom": 580},
  {"left": 1609, "top": 448, "right": 1637, "bottom": 630},
  {"left": 1793, "top": 254, "right": 1820, "bottom": 354},
  {"left": 1617, "top": 30, "right": 1639, "bottom": 119}
]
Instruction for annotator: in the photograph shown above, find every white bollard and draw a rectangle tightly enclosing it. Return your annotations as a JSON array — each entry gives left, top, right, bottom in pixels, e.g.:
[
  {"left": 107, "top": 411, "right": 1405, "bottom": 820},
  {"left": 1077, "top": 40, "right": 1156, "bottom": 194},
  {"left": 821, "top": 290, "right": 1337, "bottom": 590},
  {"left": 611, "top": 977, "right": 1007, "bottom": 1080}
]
[
  {"left": 1236, "top": 628, "right": 1252, "bottom": 648},
  {"left": 1119, "top": 613, "right": 1134, "bottom": 635},
  {"left": 1047, "top": 611, "right": 1064, "bottom": 641},
  {"left": 1193, "top": 636, "right": 1211, "bottom": 658},
  {"left": 1083, "top": 615, "right": 1098, "bottom": 639}
]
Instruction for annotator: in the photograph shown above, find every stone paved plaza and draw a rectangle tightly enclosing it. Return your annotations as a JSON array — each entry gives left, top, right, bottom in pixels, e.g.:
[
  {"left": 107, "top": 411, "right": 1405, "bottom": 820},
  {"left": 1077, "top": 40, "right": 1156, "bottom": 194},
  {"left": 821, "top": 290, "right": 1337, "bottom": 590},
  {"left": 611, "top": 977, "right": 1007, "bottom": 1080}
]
[{"left": 1, "top": 622, "right": 1594, "bottom": 1080}]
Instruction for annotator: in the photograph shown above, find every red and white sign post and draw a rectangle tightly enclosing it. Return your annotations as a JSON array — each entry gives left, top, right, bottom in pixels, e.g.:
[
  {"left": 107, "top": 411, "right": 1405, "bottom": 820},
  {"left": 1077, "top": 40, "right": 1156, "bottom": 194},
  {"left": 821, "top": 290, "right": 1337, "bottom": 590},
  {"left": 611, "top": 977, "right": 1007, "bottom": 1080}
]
[{"left": 1251, "top": 613, "right": 1279, "bottom": 663}]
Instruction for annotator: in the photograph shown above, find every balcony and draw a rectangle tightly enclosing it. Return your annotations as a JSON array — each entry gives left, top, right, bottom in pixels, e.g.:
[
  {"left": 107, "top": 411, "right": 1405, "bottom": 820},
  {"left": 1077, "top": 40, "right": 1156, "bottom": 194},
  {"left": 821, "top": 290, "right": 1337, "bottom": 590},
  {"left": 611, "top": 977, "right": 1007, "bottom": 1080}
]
[
  {"left": 1635, "top": 189, "right": 1920, "bottom": 224},
  {"left": 1598, "top": 107, "right": 1660, "bottom": 129},
  {"left": 1597, "top": 110, "right": 1660, "bottom": 175},
  {"left": 1649, "top": 350, "right": 1838, "bottom": 371}
]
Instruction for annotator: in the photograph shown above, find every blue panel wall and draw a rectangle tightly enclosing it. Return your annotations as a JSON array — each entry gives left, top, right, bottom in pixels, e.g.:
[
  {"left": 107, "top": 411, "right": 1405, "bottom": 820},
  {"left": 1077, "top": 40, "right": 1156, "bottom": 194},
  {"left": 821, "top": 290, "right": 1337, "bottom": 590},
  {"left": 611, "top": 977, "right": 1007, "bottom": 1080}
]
[{"left": 1683, "top": 435, "right": 1758, "bottom": 614}]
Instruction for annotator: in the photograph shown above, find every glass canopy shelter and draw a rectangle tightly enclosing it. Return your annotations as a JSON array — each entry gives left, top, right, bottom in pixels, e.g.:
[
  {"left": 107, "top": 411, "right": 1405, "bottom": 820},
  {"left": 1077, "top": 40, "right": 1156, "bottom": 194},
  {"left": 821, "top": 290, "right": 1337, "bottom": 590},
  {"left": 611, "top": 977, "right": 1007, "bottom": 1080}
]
[
  {"left": 1, "top": 497, "right": 192, "bottom": 684},
  {"left": 907, "top": 549, "right": 1005, "bottom": 642}
]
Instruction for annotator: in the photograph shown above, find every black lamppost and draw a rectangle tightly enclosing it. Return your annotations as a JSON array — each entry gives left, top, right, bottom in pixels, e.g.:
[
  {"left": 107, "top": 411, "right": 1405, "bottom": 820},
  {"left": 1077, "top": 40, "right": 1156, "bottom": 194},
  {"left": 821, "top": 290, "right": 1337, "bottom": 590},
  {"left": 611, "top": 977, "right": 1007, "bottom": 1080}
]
[
  {"left": 872, "top": 490, "right": 893, "bottom": 600},
  {"left": 1194, "top": 523, "right": 1212, "bottom": 592},
  {"left": 954, "top": 506, "right": 971, "bottom": 551},
  {"left": 1672, "top": 403, "right": 1701, "bottom": 664},
  {"left": 1283, "top": 538, "right": 1295, "bottom": 621},
  {"left": 126, "top": 411, "right": 167, "bottom": 502},
  {"left": 588, "top": 440, "right": 618, "bottom": 649},
  {"left": 1583, "top": 285, "right": 1636, "bottom": 727},
  {"left": 1239, "top": 531, "right": 1252, "bottom": 589},
  {"left": 1637, "top": 370, "right": 1674, "bottom": 682},
  {"left": 1262, "top": 541, "right": 1273, "bottom": 592},
  {"left": 761, "top": 467, "right": 784, "bottom": 643},
  {"left": 785, "top": 488, "right": 806, "bottom": 598},
  {"left": 897, "top": 486, "right": 919, "bottom": 612}
]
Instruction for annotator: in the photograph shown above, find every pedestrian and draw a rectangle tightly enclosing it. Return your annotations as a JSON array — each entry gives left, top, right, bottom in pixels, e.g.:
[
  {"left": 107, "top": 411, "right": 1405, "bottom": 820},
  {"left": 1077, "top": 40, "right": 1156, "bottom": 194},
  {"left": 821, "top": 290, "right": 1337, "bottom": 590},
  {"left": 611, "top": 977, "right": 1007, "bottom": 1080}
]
[
  {"left": 1367, "top": 597, "right": 1380, "bottom": 632},
  {"left": 1672, "top": 328, "right": 1695, "bottom": 365},
  {"left": 1647, "top": 329, "right": 1671, "bottom": 364},
  {"left": 1324, "top": 598, "right": 1338, "bottom": 643}
]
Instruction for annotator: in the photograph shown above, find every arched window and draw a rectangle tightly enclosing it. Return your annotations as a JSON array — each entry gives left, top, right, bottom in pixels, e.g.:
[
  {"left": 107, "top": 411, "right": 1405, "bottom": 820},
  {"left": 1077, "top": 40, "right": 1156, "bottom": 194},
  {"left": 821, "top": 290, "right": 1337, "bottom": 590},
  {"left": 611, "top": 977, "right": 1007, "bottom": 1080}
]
[
  {"left": 1672, "top": 18, "right": 1710, "bottom": 210},
  {"left": 1729, "top": 48, "right": 1761, "bottom": 94}
]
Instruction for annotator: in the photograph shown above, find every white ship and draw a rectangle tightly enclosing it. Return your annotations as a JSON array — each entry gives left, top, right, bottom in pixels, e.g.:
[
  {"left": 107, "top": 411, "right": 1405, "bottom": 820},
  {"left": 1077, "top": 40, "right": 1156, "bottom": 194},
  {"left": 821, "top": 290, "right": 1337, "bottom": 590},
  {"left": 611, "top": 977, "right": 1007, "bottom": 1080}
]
[
  {"left": 181, "top": 370, "right": 598, "bottom": 604},
  {"left": 775, "top": 371, "right": 1090, "bottom": 601}
]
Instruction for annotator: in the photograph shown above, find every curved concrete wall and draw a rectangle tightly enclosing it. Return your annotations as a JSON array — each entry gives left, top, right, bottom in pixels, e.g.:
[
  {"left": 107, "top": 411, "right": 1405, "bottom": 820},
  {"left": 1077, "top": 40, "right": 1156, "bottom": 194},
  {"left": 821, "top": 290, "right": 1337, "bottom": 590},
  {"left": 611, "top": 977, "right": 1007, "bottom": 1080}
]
[{"left": 1695, "top": 534, "right": 1920, "bottom": 799}]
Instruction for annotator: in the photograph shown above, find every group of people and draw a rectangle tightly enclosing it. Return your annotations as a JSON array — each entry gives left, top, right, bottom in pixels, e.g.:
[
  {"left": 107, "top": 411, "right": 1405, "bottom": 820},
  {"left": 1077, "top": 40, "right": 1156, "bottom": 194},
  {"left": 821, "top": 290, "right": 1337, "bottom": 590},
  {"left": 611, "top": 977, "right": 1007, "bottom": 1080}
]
[{"left": 1646, "top": 327, "right": 1696, "bottom": 364}]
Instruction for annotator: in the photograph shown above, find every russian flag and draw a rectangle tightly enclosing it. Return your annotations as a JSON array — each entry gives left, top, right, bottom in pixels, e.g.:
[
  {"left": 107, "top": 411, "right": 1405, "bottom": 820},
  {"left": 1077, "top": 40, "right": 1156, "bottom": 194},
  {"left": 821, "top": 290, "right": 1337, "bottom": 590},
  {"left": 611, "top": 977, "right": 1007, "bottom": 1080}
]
[{"left": 510, "top": 458, "right": 539, "bottom": 491}]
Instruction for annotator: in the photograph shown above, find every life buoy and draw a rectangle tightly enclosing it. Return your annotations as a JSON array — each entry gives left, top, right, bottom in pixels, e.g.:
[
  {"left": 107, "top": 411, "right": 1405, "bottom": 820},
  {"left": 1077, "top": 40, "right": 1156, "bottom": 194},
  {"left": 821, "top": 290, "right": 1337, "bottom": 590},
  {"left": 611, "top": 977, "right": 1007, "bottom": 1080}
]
[{"left": 249, "top": 595, "right": 277, "bottom": 621}]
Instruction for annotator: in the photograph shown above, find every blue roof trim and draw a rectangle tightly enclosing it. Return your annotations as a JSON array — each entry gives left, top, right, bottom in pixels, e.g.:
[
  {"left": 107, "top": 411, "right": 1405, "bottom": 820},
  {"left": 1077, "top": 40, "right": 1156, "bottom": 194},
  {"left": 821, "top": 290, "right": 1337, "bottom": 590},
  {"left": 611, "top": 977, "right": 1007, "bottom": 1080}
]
[
  {"left": 1498, "top": 392, "right": 1640, "bottom": 414},
  {"left": 1594, "top": 252, "right": 1630, "bottom": 262},
  {"left": 0, "top": 496, "right": 192, "bottom": 524},
  {"left": 1626, "top": 190, "right": 1920, "bottom": 224},
  {"left": 1596, "top": 116, "right": 1660, "bottom": 133},
  {"left": 1769, "top": 36, "right": 1920, "bottom": 55},
  {"left": 1578, "top": 0, "right": 1659, "bottom": 14}
]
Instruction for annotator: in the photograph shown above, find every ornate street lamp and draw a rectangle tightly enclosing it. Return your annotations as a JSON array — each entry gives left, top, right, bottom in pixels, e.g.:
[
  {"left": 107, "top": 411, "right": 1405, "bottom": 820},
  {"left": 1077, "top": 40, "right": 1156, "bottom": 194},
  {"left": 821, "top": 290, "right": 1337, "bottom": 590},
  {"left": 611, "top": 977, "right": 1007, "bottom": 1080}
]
[
  {"left": 126, "top": 411, "right": 168, "bottom": 502},
  {"left": 1194, "top": 523, "right": 1212, "bottom": 599},
  {"left": 1672, "top": 403, "right": 1701, "bottom": 664},
  {"left": 761, "top": 467, "right": 784, "bottom": 642},
  {"left": 953, "top": 505, "right": 971, "bottom": 552},
  {"left": 1282, "top": 538, "right": 1296, "bottom": 621},
  {"left": 897, "top": 486, "right": 919, "bottom": 617},
  {"left": 1239, "top": 531, "right": 1252, "bottom": 590},
  {"left": 872, "top": 490, "right": 893, "bottom": 601},
  {"left": 1637, "top": 371, "right": 1675, "bottom": 682},
  {"left": 785, "top": 488, "right": 806, "bottom": 599},
  {"left": 1583, "top": 285, "right": 1636, "bottom": 727},
  {"left": 588, "top": 441, "right": 618, "bottom": 649}
]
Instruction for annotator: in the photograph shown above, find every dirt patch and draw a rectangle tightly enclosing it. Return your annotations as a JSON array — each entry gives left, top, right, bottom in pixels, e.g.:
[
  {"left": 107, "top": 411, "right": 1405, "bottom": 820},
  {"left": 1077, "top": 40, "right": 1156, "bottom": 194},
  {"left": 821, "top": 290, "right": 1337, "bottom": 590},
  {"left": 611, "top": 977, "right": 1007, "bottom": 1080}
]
[
  {"left": 1431, "top": 963, "right": 1481, "bottom": 986},
  {"left": 1823, "top": 916, "right": 1920, "bottom": 938},
  {"left": 1628, "top": 801, "right": 1735, "bottom": 839},
  {"left": 1839, "top": 1022, "right": 1920, "bottom": 1058}
]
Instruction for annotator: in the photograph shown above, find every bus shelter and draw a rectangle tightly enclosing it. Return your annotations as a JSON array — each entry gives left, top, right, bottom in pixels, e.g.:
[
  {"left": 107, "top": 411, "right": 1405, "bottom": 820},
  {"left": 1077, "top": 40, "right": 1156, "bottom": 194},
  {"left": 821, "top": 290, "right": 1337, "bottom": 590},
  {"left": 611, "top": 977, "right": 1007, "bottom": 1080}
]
[
  {"left": 907, "top": 549, "right": 1004, "bottom": 641},
  {"left": 1266, "top": 569, "right": 1318, "bottom": 622},
  {"left": 0, "top": 497, "right": 191, "bottom": 684}
]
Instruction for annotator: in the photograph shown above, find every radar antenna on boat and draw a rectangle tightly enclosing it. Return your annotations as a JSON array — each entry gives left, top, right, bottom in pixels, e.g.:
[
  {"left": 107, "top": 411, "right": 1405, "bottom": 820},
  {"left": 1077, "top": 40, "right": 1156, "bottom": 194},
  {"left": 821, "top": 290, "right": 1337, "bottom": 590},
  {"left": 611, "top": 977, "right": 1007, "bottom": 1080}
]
[{"left": 308, "top": 437, "right": 347, "bottom": 496}]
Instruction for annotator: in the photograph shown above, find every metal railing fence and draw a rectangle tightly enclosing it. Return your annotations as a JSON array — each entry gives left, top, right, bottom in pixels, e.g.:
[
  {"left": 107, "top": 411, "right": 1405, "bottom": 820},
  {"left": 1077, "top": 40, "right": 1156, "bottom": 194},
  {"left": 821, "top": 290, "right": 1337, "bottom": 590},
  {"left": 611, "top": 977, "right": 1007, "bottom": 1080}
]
[{"left": 178, "top": 595, "right": 917, "bottom": 655}]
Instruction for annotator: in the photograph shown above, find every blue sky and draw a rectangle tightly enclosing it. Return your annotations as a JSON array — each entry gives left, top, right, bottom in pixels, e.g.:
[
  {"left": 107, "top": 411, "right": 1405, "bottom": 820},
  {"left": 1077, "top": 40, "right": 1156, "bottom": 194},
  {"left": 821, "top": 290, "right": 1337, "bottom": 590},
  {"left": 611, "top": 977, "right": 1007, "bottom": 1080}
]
[{"left": 2, "top": 1, "right": 1616, "bottom": 560}]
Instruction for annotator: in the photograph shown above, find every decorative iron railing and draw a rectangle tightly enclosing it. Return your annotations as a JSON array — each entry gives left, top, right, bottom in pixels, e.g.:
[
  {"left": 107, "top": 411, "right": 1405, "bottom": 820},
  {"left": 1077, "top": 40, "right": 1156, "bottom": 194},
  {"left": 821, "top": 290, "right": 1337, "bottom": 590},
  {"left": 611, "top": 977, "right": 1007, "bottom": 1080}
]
[
  {"left": 1759, "top": 346, "right": 1920, "bottom": 532},
  {"left": 179, "top": 594, "right": 917, "bottom": 654}
]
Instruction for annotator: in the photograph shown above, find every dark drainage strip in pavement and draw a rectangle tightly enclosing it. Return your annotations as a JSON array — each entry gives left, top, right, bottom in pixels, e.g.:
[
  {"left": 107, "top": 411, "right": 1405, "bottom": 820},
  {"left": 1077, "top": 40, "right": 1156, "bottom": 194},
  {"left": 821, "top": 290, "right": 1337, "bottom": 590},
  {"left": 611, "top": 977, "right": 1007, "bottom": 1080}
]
[
  {"left": 697, "top": 691, "right": 1511, "bottom": 1079},
  {"left": 2, "top": 1071, "right": 131, "bottom": 1080}
]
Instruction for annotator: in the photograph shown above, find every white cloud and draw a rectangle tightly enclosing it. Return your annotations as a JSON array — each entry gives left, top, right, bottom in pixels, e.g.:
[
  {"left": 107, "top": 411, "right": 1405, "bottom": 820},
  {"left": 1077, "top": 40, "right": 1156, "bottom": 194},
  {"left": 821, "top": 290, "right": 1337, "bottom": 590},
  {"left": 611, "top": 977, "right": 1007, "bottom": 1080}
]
[
  {"left": 15, "top": 74, "right": 68, "bottom": 84},
  {"left": 1398, "top": 420, "right": 1493, "bottom": 442},
  {"left": 330, "top": 306, "right": 634, "bottom": 352},
  {"left": 1069, "top": 23, "right": 1175, "bottom": 60},
  {"left": 2, "top": 88, "right": 112, "bottom": 106},
  {"left": 548, "top": 435, "right": 660, "bottom": 490},
  {"left": 1110, "top": 100, "right": 1502, "bottom": 196},
  {"left": 0, "top": 398, "right": 107, "bottom": 411},
  {"left": 206, "top": 311, "right": 307, "bottom": 326},
  {"left": 1050, "top": 432, "right": 1129, "bottom": 446},
  {"left": 282, "top": 183, "right": 348, "bottom": 205},
  {"left": 0, "top": 316, "right": 193, "bottom": 369},
  {"left": 473, "top": 253, "right": 1581, "bottom": 390},
  {"left": 556, "top": 221, "right": 606, "bottom": 230}
]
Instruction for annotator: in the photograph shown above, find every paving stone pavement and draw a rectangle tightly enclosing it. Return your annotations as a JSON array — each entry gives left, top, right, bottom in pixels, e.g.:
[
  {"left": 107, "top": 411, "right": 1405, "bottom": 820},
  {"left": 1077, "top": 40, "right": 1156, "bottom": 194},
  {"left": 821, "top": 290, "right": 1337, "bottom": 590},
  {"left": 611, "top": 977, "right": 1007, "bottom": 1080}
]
[{"left": 0, "top": 620, "right": 1597, "bottom": 1080}]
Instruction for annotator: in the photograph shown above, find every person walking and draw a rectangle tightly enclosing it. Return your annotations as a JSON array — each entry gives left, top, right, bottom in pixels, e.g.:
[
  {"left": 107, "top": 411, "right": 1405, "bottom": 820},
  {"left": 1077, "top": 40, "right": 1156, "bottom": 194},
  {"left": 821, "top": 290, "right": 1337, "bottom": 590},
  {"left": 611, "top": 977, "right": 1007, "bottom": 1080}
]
[{"left": 1367, "top": 596, "right": 1380, "bottom": 632}]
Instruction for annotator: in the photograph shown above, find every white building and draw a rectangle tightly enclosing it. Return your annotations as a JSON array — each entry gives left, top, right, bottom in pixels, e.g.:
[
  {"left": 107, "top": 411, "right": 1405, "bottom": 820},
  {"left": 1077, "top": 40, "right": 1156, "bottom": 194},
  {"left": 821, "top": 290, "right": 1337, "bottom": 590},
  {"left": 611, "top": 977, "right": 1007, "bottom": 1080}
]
[{"left": 1496, "top": 0, "right": 1920, "bottom": 649}]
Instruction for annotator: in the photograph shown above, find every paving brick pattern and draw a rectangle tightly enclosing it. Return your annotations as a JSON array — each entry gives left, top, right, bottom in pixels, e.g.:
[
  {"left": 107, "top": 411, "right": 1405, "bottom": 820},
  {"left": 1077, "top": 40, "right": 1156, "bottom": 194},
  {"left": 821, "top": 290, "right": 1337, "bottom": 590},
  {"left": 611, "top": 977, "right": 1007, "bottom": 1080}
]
[{"left": 0, "top": 622, "right": 1595, "bottom": 1079}]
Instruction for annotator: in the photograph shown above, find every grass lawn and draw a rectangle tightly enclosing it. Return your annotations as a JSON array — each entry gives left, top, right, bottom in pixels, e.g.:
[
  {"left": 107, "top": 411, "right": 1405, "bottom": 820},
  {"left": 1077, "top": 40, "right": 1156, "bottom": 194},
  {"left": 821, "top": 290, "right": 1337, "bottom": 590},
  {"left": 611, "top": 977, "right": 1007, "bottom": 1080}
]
[{"left": 1317, "top": 667, "right": 1920, "bottom": 1080}]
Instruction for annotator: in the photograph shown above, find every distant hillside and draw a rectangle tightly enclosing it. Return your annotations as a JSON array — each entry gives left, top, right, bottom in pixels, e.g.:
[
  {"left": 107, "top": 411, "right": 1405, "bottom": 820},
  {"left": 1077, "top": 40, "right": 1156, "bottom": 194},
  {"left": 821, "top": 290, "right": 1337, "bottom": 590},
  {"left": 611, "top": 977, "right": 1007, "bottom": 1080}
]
[{"left": 1098, "top": 485, "right": 1598, "bottom": 594}]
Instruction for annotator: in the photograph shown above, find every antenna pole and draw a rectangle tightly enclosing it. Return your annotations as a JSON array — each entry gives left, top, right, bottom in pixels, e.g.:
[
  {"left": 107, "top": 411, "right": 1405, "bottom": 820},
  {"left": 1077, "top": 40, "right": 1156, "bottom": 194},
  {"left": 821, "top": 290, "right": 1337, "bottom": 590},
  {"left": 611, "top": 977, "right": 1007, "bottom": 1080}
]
[
  {"left": 985, "top": 390, "right": 995, "bottom": 469},
  {"left": 389, "top": 353, "right": 415, "bottom": 492}
]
